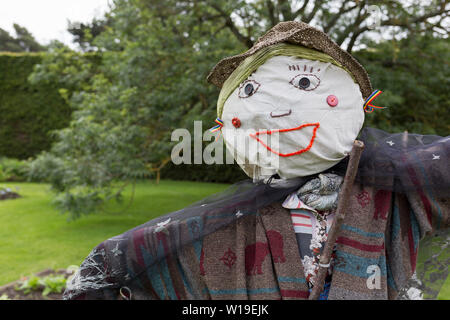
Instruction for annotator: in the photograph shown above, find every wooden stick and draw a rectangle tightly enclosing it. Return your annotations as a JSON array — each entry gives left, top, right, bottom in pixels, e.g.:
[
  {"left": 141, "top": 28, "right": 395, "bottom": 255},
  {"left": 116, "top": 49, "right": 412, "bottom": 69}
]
[{"left": 308, "top": 140, "right": 365, "bottom": 300}]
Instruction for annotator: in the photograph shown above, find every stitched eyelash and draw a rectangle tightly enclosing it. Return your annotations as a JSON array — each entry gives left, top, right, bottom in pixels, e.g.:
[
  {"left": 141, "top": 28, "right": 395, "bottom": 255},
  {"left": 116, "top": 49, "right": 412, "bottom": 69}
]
[
  {"left": 289, "top": 74, "right": 321, "bottom": 91},
  {"left": 288, "top": 65, "right": 320, "bottom": 73},
  {"left": 238, "top": 79, "right": 261, "bottom": 98}
]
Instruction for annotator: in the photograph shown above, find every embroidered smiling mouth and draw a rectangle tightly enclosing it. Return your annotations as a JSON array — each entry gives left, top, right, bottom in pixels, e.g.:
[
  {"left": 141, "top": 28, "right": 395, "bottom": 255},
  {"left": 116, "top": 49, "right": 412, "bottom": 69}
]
[{"left": 249, "top": 123, "right": 320, "bottom": 157}]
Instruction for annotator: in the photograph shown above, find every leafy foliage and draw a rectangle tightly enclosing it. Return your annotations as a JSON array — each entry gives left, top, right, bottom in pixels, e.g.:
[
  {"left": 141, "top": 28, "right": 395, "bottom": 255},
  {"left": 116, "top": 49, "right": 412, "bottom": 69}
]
[
  {"left": 357, "top": 35, "right": 450, "bottom": 136},
  {"left": 26, "top": 0, "right": 450, "bottom": 219},
  {"left": 0, "top": 158, "right": 29, "bottom": 182},
  {"left": 133, "top": 0, "right": 450, "bottom": 53},
  {"left": 161, "top": 162, "right": 248, "bottom": 184},
  {"left": 28, "top": 0, "right": 243, "bottom": 218},
  {"left": 0, "top": 53, "right": 72, "bottom": 159},
  {"left": 0, "top": 24, "right": 45, "bottom": 52},
  {"left": 68, "top": 18, "right": 111, "bottom": 52},
  {"left": 15, "top": 274, "right": 67, "bottom": 297}
]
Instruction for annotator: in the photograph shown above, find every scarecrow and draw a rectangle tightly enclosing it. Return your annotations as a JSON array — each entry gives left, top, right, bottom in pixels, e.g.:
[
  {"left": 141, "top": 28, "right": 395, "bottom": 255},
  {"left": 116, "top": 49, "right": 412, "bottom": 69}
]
[{"left": 64, "top": 21, "right": 449, "bottom": 300}]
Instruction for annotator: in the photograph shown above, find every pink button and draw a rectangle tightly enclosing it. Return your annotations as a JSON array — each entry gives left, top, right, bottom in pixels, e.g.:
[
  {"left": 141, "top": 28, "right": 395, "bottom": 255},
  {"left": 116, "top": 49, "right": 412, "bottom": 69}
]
[{"left": 327, "top": 95, "right": 338, "bottom": 107}]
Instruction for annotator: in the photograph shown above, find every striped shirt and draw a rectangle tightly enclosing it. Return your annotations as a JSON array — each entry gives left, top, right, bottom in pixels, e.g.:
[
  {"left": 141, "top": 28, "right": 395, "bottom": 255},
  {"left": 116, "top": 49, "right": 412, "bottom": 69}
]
[
  {"left": 282, "top": 192, "right": 334, "bottom": 235},
  {"left": 282, "top": 190, "right": 335, "bottom": 300}
]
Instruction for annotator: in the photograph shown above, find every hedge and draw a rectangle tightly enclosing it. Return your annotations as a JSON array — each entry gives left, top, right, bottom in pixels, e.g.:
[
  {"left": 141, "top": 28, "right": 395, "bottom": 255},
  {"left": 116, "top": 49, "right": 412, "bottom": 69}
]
[
  {"left": 160, "top": 162, "right": 248, "bottom": 184},
  {"left": 0, "top": 53, "right": 72, "bottom": 159}
]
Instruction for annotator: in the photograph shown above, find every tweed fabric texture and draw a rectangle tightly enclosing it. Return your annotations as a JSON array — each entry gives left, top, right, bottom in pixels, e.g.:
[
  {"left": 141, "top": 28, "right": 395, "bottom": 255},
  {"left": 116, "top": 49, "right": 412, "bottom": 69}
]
[
  {"left": 63, "top": 132, "right": 448, "bottom": 300},
  {"left": 207, "top": 21, "right": 373, "bottom": 99},
  {"left": 64, "top": 181, "right": 448, "bottom": 300}
]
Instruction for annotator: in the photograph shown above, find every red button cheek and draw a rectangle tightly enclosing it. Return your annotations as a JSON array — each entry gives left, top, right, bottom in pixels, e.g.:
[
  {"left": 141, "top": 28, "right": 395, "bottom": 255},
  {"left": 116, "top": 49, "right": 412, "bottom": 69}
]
[
  {"left": 327, "top": 95, "right": 338, "bottom": 107},
  {"left": 232, "top": 117, "right": 241, "bottom": 128}
]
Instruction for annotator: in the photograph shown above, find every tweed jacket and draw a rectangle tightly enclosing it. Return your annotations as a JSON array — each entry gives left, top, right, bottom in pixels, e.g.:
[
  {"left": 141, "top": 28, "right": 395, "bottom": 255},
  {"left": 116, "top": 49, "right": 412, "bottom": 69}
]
[{"left": 64, "top": 180, "right": 448, "bottom": 300}]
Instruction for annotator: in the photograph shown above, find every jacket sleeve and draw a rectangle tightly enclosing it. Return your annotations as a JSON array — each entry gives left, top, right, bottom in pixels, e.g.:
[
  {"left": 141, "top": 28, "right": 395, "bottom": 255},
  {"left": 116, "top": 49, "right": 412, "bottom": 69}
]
[
  {"left": 406, "top": 190, "right": 449, "bottom": 235},
  {"left": 63, "top": 218, "right": 208, "bottom": 300}
]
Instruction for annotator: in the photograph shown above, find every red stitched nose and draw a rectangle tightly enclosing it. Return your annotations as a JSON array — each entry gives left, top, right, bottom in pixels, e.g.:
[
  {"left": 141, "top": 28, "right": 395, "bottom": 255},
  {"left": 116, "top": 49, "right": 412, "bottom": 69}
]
[{"left": 232, "top": 117, "right": 241, "bottom": 128}]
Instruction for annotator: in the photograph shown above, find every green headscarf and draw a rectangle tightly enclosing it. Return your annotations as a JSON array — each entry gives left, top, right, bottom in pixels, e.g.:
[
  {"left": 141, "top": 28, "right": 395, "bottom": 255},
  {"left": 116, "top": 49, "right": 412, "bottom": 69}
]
[{"left": 216, "top": 43, "right": 354, "bottom": 118}]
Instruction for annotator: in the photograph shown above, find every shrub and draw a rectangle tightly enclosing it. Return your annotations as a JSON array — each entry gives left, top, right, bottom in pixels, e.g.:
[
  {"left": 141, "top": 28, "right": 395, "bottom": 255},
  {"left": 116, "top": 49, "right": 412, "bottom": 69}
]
[
  {"left": 0, "top": 157, "right": 29, "bottom": 182},
  {"left": 0, "top": 53, "right": 72, "bottom": 159}
]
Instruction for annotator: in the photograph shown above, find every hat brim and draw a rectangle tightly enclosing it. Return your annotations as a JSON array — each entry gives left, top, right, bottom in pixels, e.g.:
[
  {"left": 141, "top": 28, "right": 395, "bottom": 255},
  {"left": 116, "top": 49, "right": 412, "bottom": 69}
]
[{"left": 207, "top": 21, "right": 372, "bottom": 100}]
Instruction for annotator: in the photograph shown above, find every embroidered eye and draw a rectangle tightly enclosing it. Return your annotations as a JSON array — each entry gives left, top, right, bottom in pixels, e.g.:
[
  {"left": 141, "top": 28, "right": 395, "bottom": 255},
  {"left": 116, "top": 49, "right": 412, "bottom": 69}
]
[
  {"left": 238, "top": 80, "right": 260, "bottom": 98},
  {"left": 290, "top": 74, "right": 320, "bottom": 91},
  {"left": 298, "top": 77, "right": 310, "bottom": 89},
  {"left": 245, "top": 83, "right": 254, "bottom": 95}
]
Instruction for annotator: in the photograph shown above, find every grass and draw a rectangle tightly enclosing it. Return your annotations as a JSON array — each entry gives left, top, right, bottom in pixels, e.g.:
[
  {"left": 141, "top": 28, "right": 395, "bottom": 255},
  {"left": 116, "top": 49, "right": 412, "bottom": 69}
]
[
  {"left": 0, "top": 180, "right": 447, "bottom": 299},
  {"left": 438, "top": 277, "right": 450, "bottom": 300},
  {"left": 0, "top": 180, "right": 229, "bottom": 286}
]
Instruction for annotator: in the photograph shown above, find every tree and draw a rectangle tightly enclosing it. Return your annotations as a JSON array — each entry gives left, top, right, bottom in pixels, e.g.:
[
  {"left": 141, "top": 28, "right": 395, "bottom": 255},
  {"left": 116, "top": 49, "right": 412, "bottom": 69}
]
[
  {"left": 0, "top": 28, "right": 22, "bottom": 52},
  {"left": 29, "top": 0, "right": 449, "bottom": 219},
  {"left": 357, "top": 35, "right": 450, "bottom": 135},
  {"left": 0, "top": 24, "right": 45, "bottom": 52},
  {"left": 67, "top": 18, "right": 111, "bottom": 52},
  {"left": 166, "top": 0, "right": 449, "bottom": 52},
  {"left": 29, "top": 0, "right": 242, "bottom": 219}
]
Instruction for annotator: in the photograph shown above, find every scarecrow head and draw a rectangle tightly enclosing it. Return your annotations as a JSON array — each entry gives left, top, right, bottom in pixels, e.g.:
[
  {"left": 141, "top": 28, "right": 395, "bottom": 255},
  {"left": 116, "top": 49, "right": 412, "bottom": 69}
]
[{"left": 208, "top": 21, "right": 376, "bottom": 180}]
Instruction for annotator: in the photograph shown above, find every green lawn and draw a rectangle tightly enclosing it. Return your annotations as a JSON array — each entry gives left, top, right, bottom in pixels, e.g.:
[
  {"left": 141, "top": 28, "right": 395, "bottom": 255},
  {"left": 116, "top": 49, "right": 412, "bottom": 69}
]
[
  {"left": 438, "top": 276, "right": 450, "bottom": 300},
  {"left": 0, "top": 180, "right": 229, "bottom": 286},
  {"left": 0, "top": 180, "right": 447, "bottom": 299}
]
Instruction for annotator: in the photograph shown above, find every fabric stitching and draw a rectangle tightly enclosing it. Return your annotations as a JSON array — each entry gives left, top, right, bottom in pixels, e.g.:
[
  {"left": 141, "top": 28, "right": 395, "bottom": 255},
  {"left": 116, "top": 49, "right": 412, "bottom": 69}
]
[
  {"left": 289, "top": 74, "right": 321, "bottom": 91},
  {"left": 249, "top": 122, "right": 320, "bottom": 157},
  {"left": 238, "top": 79, "right": 261, "bottom": 99}
]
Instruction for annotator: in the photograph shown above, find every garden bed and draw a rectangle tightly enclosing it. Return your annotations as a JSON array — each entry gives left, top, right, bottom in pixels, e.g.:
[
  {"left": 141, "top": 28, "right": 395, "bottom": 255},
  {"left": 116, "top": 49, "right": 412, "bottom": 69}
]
[
  {"left": 0, "top": 269, "right": 71, "bottom": 300},
  {"left": 0, "top": 190, "right": 20, "bottom": 200}
]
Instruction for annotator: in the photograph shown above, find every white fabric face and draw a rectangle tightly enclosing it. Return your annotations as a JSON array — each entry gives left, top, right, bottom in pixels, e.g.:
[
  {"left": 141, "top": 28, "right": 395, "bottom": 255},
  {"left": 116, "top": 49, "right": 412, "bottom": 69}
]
[{"left": 221, "top": 55, "right": 365, "bottom": 180}]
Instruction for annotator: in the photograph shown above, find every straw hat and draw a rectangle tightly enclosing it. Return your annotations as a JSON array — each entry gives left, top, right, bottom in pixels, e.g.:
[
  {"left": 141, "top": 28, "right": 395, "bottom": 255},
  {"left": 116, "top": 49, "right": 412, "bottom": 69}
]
[{"left": 207, "top": 21, "right": 372, "bottom": 99}]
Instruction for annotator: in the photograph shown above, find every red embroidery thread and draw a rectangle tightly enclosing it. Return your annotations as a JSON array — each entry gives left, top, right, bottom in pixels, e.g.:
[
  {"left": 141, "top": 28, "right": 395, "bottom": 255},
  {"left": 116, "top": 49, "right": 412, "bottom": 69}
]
[
  {"left": 249, "top": 123, "right": 320, "bottom": 157},
  {"left": 199, "top": 246, "right": 206, "bottom": 275},
  {"left": 373, "top": 190, "right": 391, "bottom": 220},
  {"left": 244, "top": 230, "right": 285, "bottom": 275},
  {"left": 245, "top": 242, "right": 270, "bottom": 275},
  {"left": 356, "top": 190, "right": 371, "bottom": 208},
  {"left": 266, "top": 230, "right": 286, "bottom": 263},
  {"left": 220, "top": 248, "right": 237, "bottom": 270}
]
